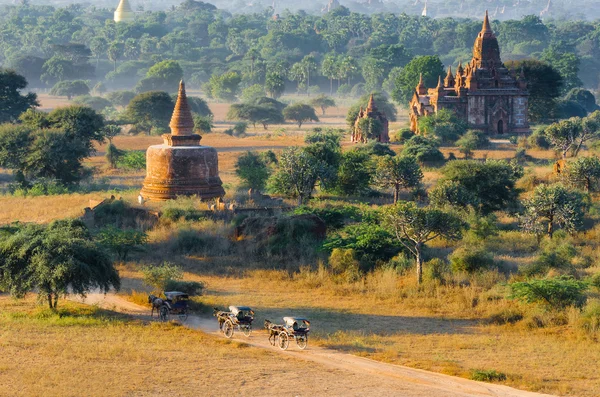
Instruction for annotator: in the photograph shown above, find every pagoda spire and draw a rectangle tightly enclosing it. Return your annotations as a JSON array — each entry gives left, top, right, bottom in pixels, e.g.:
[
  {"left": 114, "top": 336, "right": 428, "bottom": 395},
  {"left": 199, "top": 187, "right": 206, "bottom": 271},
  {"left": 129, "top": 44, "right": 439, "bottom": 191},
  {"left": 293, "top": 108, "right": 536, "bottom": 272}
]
[
  {"left": 444, "top": 66, "right": 455, "bottom": 87},
  {"left": 169, "top": 80, "right": 195, "bottom": 136},
  {"left": 416, "top": 73, "right": 426, "bottom": 95},
  {"left": 367, "top": 94, "right": 376, "bottom": 111},
  {"left": 114, "top": 0, "right": 135, "bottom": 23},
  {"left": 436, "top": 75, "right": 444, "bottom": 92},
  {"left": 482, "top": 10, "right": 492, "bottom": 34}
]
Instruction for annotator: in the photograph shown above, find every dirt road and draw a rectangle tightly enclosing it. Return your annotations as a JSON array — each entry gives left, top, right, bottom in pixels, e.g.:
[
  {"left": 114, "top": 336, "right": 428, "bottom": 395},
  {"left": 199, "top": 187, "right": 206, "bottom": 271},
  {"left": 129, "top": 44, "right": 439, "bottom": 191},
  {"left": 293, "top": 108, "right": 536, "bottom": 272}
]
[{"left": 75, "top": 293, "right": 556, "bottom": 397}]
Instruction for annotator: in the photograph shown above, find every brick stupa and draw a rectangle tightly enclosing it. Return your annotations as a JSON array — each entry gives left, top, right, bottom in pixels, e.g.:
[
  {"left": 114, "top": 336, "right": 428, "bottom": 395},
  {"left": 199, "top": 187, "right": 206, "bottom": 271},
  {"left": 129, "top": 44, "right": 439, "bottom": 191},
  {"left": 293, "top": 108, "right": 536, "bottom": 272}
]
[{"left": 139, "top": 81, "right": 225, "bottom": 201}]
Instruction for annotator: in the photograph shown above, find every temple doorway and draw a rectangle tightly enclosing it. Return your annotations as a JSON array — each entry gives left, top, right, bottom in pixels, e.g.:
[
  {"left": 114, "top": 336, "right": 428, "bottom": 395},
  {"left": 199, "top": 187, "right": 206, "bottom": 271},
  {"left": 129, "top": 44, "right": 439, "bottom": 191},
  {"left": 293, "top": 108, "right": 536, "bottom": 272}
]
[{"left": 497, "top": 120, "right": 504, "bottom": 134}]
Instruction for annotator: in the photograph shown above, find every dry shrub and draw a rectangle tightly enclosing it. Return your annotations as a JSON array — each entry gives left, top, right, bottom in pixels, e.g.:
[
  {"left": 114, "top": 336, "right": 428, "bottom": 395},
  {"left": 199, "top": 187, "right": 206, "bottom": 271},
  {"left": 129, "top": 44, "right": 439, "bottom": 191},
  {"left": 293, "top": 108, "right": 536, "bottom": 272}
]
[
  {"left": 365, "top": 266, "right": 400, "bottom": 298},
  {"left": 578, "top": 301, "right": 600, "bottom": 335},
  {"left": 127, "top": 290, "right": 151, "bottom": 307}
]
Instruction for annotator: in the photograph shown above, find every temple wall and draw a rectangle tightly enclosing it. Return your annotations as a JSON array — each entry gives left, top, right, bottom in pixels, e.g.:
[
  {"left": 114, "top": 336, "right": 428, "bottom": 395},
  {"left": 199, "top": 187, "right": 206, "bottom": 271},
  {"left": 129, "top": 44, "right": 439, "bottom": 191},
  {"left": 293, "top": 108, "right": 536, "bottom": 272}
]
[
  {"left": 512, "top": 96, "right": 528, "bottom": 129},
  {"left": 467, "top": 96, "right": 486, "bottom": 126}
]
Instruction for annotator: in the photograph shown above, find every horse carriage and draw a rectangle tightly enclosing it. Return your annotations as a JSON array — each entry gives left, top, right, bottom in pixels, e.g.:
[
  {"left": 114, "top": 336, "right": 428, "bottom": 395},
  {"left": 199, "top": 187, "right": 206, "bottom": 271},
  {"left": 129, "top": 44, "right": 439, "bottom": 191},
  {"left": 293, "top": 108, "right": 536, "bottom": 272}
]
[
  {"left": 265, "top": 317, "right": 310, "bottom": 350},
  {"left": 213, "top": 306, "right": 254, "bottom": 338},
  {"left": 148, "top": 292, "right": 190, "bottom": 322}
]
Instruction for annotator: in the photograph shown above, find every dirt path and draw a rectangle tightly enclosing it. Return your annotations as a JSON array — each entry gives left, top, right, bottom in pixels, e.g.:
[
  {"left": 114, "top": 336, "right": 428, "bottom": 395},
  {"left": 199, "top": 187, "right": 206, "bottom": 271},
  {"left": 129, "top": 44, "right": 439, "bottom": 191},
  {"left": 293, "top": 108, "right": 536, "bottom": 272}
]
[{"left": 74, "top": 293, "right": 556, "bottom": 397}]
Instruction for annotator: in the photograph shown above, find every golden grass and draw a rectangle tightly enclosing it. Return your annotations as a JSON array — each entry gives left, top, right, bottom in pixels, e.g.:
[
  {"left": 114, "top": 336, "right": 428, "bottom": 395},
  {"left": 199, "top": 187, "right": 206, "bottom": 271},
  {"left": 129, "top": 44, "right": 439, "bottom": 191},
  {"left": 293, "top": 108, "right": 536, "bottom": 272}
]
[{"left": 0, "top": 296, "right": 411, "bottom": 397}]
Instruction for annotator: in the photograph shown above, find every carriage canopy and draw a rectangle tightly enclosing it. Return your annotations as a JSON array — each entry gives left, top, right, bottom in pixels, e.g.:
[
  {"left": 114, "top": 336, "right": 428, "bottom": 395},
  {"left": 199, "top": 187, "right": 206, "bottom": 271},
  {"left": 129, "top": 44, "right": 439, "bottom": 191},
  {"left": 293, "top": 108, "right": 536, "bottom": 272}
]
[
  {"left": 165, "top": 291, "right": 189, "bottom": 301},
  {"left": 229, "top": 306, "right": 253, "bottom": 315},
  {"left": 283, "top": 317, "right": 310, "bottom": 330}
]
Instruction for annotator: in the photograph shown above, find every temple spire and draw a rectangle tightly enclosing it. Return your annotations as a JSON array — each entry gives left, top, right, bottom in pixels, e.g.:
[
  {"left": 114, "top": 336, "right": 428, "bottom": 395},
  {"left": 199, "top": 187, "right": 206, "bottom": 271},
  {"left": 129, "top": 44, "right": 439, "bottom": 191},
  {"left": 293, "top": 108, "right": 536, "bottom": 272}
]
[
  {"left": 114, "top": 0, "right": 135, "bottom": 23},
  {"left": 482, "top": 10, "right": 492, "bottom": 34},
  {"left": 367, "top": 94, "right": 376, "bottom": 111},
  {"left": 169, "top": 80, "right": 195, "bottom": 136},
  {"left": 416, "top": 73, "right": 426, "bottom": 95},
  {"left": 444, "top": 66, "right": 455, "bottom": 87}
]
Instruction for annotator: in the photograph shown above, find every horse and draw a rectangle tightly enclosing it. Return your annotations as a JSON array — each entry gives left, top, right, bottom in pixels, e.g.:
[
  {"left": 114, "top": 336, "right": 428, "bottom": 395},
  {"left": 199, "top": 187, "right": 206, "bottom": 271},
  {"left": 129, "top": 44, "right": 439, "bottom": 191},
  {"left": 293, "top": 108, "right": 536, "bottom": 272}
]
[
  {"left": 264, "top": 319, "right": 282, "bottom": 346},
  {"left": 213, "top": 307, "right": 227, "bottom": 330},
  {"left": 148, "top": 295, "right": 165, "bottom": 317}
]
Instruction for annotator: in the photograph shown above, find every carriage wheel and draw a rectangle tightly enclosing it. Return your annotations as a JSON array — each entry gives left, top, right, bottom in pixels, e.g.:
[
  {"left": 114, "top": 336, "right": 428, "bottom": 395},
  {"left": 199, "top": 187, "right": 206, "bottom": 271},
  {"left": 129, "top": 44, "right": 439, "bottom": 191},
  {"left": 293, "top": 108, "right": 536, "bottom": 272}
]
[
  {"left": 242, "top": 324, "right": 252, "bottom": 337},
  {"left": 159, "top": 306, "right": 169, "bottom": 322},
  {"left": 278, "top": 332, "right": 289, "bottom": 350},
  {"left": 296, "top": 335, "right": 308, "bottom": 350},
  {"left": 223, "top": 320, "right": 234, "bottom": 339}
]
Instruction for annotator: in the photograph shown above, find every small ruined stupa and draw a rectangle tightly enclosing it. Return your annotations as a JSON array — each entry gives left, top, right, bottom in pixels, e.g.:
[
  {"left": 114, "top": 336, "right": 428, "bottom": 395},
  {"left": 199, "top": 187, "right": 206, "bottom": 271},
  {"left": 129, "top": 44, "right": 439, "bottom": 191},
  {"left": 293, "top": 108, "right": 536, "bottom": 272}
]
[
  {"left": 351, "top": 94, "right": 390, "bottom": 143},
  {"left": 139, "top": 81, "right": 225, "bottom": 201},
  {"left": 114, "top": 0, "right": 135, "bottom": 23}
]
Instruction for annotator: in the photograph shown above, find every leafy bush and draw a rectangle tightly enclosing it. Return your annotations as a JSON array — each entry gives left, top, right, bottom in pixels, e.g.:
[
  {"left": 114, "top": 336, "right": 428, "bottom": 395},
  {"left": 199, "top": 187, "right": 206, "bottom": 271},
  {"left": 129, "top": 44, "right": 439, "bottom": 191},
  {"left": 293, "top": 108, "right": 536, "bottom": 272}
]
[
  {"left": 392, "top": 128, "right": 414, "bottom": 143},
  {"left": 528, "top": 127, "right": 551, "bottom": 149},
  {"left": 173, "top": 229, "right": 205, "bottom": 254},
  {"left": 193, "top": 115, "right": 213, "bottom": 133},
  {"left": 402, "top": 135, "right": 444, "bottom": 164},
  {"left": 520, "top": 241, "right": 578, "bottom": 277},
  {"left": 509, "top": 276, "right": 588, "bottom": 309},
  {"left": 387, "top": 253, "right": 413, "bottom": 275},
  {"left": 293, "top": 204, "right": 361, "bottom": 230},
  {"left": 324, "top": 222, "right": 403, "bottom": 271},
  {"left": 141, "top": 262, "right": 184, "bottom": 291},
  {"left": 96, "top": 226, "right": 148, "bottom": 261},
  {"left": 423, "top": 258, "right": 450, "bottom": 284},
  {"left": 450, "top": 246, "right": 495, "bottom": 273},
  {"left": 470, "top": 370, "right": 507, "bottom": 382},
  {"left": 328, "top": 248, "right": 361, "bottom": 282},
  {"left": 579, "top": 301, "right": 600, "bottom": 335},
  {"left": 590, "top": 273, "right": 600, "bottom": 290},
  {"left": 117, "top": 151, "right": 146, "bottom": 170},
  {"left": 354, "top": 141, "right": 396, "bottom": 157},
  {"left": 487, "top": 308, "right": 524, "bottom": 325},
  {"left": 164, "top": 280, "right": 205, "bottom": 296}
]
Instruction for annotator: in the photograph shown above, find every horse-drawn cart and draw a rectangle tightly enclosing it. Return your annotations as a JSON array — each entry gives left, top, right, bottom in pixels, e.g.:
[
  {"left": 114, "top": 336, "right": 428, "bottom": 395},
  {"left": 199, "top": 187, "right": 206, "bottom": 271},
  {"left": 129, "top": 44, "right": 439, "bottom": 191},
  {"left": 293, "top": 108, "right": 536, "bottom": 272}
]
[
  {"left": 277, "top": 317, "right": 310, "bottom": 350},
  {"left": 149, "top": 292, "right": 190, "bottom": 322},
  {"left": 214, "top": 306, "right": 254, "bottom": 338}
]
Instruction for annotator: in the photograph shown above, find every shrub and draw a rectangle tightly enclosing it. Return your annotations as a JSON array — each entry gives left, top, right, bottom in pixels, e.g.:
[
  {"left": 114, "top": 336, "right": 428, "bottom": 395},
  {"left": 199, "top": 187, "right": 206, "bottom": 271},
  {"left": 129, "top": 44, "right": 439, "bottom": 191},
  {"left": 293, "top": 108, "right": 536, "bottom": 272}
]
[
  {"left": 117, "top": 151, "right": 146, "bottom": 170},
  {"left": 450, "top": 246, "right": 495, "bottom": 273},
  {"left": 354, "top": 141, "right": 396, "bottom": 157},
  {"left": 470, "top": 370, "right": 507, "bottom": 382},
  {"left": 387, "top": 253, "right": 413, "bottom": 274},
  {"left": 402, "top": 135, "right": 444, "bottom": 164},
  {"left": 96, "top": 226, "right": 148, "bottom": 261},
  {"left": 590, "top": 273, "right": 600, "bottom": 290},
  {"left": 141, "top": 262, "right": 184, "bottom": 291},
  {"left": 193, "top": 115, "right": 213, "bottom": 133},
  {"left": 487, "top": 308, "right": 524, "bottom": 325},
  {"left": 328, "top": 248, "right": 361, "bottom": 282},
  {"left": 292, "top": 204, "right": 361, "bottom": 230},
  {"left": 392, "top": 128, "right": 414, "bottom": 143},
  {"left": 528, "top": 127, "right": 551, "bottom": 149},
  {"left": 164, "top": 280, "right": 205, "bottom": 296},
  {"left": 173, "top": 229, "right": 205, "bottom": 254},
  {"left": 520, "top": 241, "right": 578, "bottom": 277},
  {"left": 423, "top": 258, "right": 450, "bottom": 284},
  {"left": 579, "top": 301, "right": 600, "bottom": 335},
  {"left": 509, "top": 276, "right": 588, "bottom": 309},
  {"left": 161, "top": 199, "right": 206, "bottom": 222}
]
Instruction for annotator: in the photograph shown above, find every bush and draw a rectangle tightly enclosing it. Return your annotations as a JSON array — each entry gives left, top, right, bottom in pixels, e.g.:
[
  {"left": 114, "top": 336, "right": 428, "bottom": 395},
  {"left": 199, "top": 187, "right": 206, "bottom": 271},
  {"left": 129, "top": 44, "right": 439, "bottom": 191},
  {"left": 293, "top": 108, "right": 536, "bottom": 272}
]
[
  {"left": 173, "top": 229, "right": 205, "bottom": 254},
  {"left": 509, "top": 276, "right": 588, "bottom": 309},
  {"left": 579, "top": 301, "right": 600, "bottom": 335},
  {"left": 328, "top": 248, "right": 361, "bottom": 282},
  {"left": 117, "top": 151, "right": 146, "bottom": 170},
  {"left": 292, "top": 204, "right": 361, "bottom": 230},
  {"left": 387, "top": 253, "right": 413, "bottom": 275},
  {"left": 470, "top": 370, "right": 507, "bottom": 382},
  {"left": 193, "top": 115, "right": 213, "bottom": 133},
  {"left": 402, "top": 135, "right": 444, "bottom": 164},
  {"left": 450, "top": 246, "right": 495, "bottom": 273},
  {"left": 164, "top": 280, "right": 205, "bottom": 296},
  {"left": 392, "top": 128, "right": 414, "bottom": 143},
  {"left": 161, "top": 199, "right": 206, "bottom": 222},
  {"left": 423, "top": 258, "right": 450, "bottom": 284},
  {"left": 354, "top": 141, "right": 396, "bottom": 157},
  {"left": 487, "top": 308, "right": 524, "bottom": 325},
  {"left": 141, "top": 262, "right": 184, "bottom": 291},
  {"left": 590, "top": 273, "right": 600, "bottom": 290},
  {"left": 96, "top": 226, "right": 148, "bottom": 261},
  {"left": 521, "top": 242, "right": 578, "bottom": 277},
  {"left": 528, "top": 127, "right": 551, "bottom": 150}
]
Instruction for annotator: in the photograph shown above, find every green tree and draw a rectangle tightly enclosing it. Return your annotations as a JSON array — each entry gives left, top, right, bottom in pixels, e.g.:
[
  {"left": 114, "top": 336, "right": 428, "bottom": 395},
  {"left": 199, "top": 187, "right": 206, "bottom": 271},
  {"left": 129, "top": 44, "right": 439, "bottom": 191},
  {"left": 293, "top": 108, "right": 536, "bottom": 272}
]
[
  {"left": 283, "top": 103, "right": 319, "bottom": 128},
  {"left": 567, "top": 156, "right": 600, "bottom": 192},
  {"left": 136, "top": 60, "right": 184, "bottom": 93},
  {"left": 335, "top": 149, "right": 372, "bottom": 196},
  {"left": 521, "top": 183, "right": 587, "bottom": 238},
  {"left": 50, "top": 80, "right": 90, "bottom": 100},
  {"left": 506, "top": 60, "right": 563, "bottom": 122},
  {"left": 240, "top": 84, "right": 265, "bottom": 103},
  {"left": 235, "top": 151, "right": 270, "bottom": 191},
  {"left": 545, "top": 117, "right": 583, "bottom": 159},
  {"left": 0, "top": 219, "right": 120, "bottom": 309},
  {"left": 456, "top": 130, "right": 489, "bottom": 159},
  {"left": 374, "top": 155, "right": 423, "bottom": 203},
  {"left": 564, "top": 88, "right": 599, "bottom": 114},
  {"left": 269, "top": 146, "right": 324, "bottom": 204},
  {"left": 227, "top": 104, "right": 284, "bottom": 130},
  {"left": 96, "top": 227, "right": 148, "bottom": 261},
  {"left": 310, "top": 95, "right": 336, "bottom": 116},
  {"left": 417, "top": 109, "right": 468, "bottom": 144},
  {"left": 401, "top": 135, "right": 444, "bottom": 164},
  {"left": 321, "top": 53, "right": 338, "bottom": 95},
  {"left": 382, "top": 202, "right": 466, "bottom": 284},
  {"left": 72, "top": 95, "right": 113, "bottom": 112},
  {"left": 206, "top": 71, "right": 241, "bottom": 102},
  {"left": 509, "top": 276, "right": 587, "bottom": 309},
  {"left": 438, "top": 160, "right": 523, "bottom": 214},
  {"left": 265, "top": 71, "right": 286, "bottom": 99},
  {"left": 0, "top": 69, "right": 39, "bottom": 123},
  {"left": 125, "top": 91, "right": 174, "bottom": 132},
  {"left": 346, "top": 92, "right": 397, "bottom": 126},
  {"left": 106, "top": 91, "right": 135, "bottom": 108},
  {"left": 107, "top": 42, "right": 124, "bottom": 72},
  {"left": 392, "top": 55, "right": 445, "bottom": 104}
]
